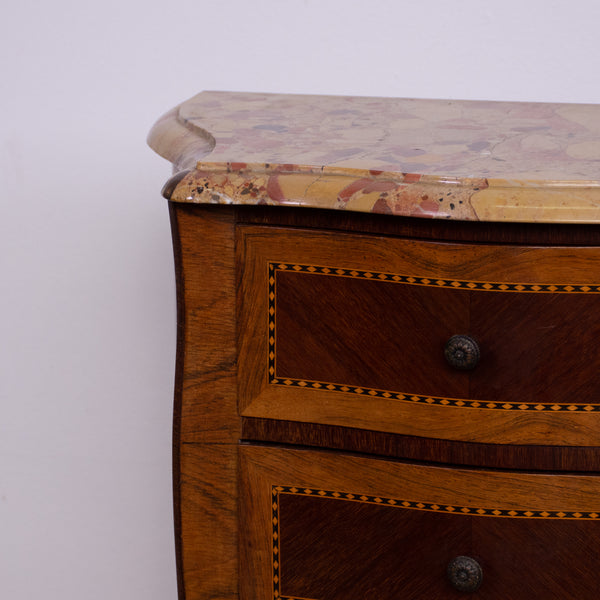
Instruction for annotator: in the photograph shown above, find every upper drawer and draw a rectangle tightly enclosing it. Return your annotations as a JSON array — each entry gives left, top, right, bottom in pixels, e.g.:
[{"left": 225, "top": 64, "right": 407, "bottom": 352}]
[{"left": 237, "top": 225, "right": 600, "bottom": 445}]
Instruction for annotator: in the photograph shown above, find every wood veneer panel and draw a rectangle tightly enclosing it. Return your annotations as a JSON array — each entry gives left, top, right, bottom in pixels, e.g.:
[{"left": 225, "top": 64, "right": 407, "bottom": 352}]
[
  {"left": 174, "top": 204, "right": 239, "bottom": 443},
  {"left": 240, "top": 445, "right": 600, "bottom": 600},
  {"left": 179, "top": 444, "right": 238, "bottom": 600},
  {"left": 241, "top": 418, "right": 600, "bottom": 472},
  {"left": 171, "top": 204, "right": 239, "bottom": 600},
  {"left": 472, "top": 518, "right": 598, "bottom": 598},
  {"left": 279, "top": 492, "right": 469, "bottom": 600},
  {"left": 275, "top": 270, "right": 600, "bottom": 404},
  {"left": 236, "top": 205, "right": 600, "bottom": 246},
  {"left": 275, "top": 270, "right": 469, "bottom": 399},
  {"left": 470, "top": 292, "right": 600, "bottom": 403},
  {"left": 278, "top": 493, "right": 600, "bottom": 600}
]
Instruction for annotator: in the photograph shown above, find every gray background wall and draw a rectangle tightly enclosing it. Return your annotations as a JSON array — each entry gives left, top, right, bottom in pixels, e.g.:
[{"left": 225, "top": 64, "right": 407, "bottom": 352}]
[{"left": 2, "top": 1, "right": 599, "bottom": 598}]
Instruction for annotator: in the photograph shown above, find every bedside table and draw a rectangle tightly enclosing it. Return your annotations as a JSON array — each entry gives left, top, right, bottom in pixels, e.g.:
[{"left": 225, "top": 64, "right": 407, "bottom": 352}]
[{"left": 148, "top": 92, "right": 600, "bottom": 599}]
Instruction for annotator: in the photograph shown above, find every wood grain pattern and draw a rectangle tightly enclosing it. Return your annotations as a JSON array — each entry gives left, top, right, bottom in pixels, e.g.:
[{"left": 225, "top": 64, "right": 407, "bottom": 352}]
[
  {"left": 241, "top": 417, "right": 600, "bottom": 472},
  {"left": 275, "top": 269, "right": 470, "bottom": 399},
  {"left": 179, "top": 444, "right": 238, "bottom": 600},
  {"left": 278, "top": 489, "right": 600, "bottom": 599},
  {"left": 275, "top": 268, "right": 600, "bottom": 403},
  {"left": 171, "top": 204, "right": 239, "bottom": 600},
  {"left": 167, "top": 201, "right": 600, "bottom": 599},
  {"left": 470, "top": 292, "right": 600, "bottom": 403},
  {"left": 238, "top": 225, "right": 600, "bottom": 445},
  {"left": 240, "top": 445, "right": 600, "bottom": 600},
  {"left": 279, "top": 492, "right": 470, "bottom": 599},
  {"left": 236, "top": 205, "right": 600, "bottom": 246}
]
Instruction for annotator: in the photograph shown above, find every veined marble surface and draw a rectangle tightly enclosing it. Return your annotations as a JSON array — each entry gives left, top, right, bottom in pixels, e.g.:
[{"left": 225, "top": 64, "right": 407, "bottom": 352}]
[{"left": 148, "top": 91, "right": 600, "bottom": 222}]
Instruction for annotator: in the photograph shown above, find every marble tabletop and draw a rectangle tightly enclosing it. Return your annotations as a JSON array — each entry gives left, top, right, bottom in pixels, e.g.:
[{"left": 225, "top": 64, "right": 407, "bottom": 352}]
[{"left": 148, "top": 91, "right": 600, "bottom": 223}]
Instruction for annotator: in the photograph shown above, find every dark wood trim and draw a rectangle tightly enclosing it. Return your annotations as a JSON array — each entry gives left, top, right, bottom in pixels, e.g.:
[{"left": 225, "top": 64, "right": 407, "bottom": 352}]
[
  {"left": 168, "top": 201, "right": 186, "bottom": 600},
  {"left": 241, "top": 417, "right": 600, "bottom": 473},
  {"left": 235, "top": 205, "right": 600, "bottom": 246}
]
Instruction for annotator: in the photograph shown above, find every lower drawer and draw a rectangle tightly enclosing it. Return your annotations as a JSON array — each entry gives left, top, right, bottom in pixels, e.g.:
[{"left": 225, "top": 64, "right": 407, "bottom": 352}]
[{"left": 240, "top": 446, "right": 600, "bottom": 599}]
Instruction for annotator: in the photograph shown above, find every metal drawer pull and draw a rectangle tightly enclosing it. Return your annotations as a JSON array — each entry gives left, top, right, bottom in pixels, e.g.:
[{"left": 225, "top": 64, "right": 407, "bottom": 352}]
[
  {"left": 447, "top": 555, "right": 483, "bottom": 592},
  {"left": 444, "top": 335, "right": 480, "bottom": 370}
]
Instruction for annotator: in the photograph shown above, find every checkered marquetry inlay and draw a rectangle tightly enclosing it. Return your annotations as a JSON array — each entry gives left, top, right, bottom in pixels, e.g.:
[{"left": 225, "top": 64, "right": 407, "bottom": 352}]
[
  {"left": 268, "top": 262, "right": 600, "bottom": 412},
  {"left": 271, "top": 485, "right": 600, "bottom": 600}
]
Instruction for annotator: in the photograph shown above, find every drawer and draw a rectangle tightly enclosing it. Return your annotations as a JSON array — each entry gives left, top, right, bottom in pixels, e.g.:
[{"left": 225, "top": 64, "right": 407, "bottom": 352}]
[
  {"left": 240, "top": 445, "right": 600, "bottom": 600},
  {"left": 238, "top": 226, "right": 600, "bottom": 445}
]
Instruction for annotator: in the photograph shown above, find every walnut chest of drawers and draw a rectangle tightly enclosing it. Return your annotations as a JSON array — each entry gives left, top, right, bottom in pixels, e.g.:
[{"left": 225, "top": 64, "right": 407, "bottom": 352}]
[{"left": 149, "top": 92, "right": 600, "bottom": 599}]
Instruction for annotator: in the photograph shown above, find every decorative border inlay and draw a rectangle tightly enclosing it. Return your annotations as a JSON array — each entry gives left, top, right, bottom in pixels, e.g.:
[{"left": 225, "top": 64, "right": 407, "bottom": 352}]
[
  {"left": 268, "top": 262, "right": 600, "bottom": 412},
  {"left": 271, "top": 485, "right": 600, "bottom": 600},
  {"left": 269, "top": 262, "right": 600, "bottom": 294}
]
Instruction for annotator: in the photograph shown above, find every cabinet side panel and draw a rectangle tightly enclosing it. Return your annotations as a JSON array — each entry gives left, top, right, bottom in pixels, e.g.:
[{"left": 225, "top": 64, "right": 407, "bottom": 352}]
[
  {"left": 174, "top": 204, "right": 239, "bottom": 443},
  {"left": 171, "top": 204, "right": 239, "bottom": 600}
]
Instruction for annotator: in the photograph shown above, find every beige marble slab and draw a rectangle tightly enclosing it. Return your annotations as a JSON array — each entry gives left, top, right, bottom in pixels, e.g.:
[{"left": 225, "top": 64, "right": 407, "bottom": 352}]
[{"left": 148, "top": 91, "right": 600, "bottom": 223}]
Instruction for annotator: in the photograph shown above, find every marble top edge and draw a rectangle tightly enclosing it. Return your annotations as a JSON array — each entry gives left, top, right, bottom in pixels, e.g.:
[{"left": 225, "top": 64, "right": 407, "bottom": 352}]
[{"left": 191, "top": 161, "right": 600, "bottom": 190}]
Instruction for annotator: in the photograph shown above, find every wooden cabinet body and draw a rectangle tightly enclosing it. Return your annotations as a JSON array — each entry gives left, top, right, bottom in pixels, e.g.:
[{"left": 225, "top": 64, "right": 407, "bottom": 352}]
[
  {"left": 149, "top": 92, "right": 600, "bottom": 599},
  {"left": 171, "top": 204, "right": 600, "bottom": 599}
]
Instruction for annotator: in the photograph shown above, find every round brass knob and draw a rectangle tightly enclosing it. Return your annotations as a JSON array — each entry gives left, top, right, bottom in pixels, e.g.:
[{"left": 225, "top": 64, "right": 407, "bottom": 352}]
[
  {"left": 444, "top": 335, "right": 480, "bottom": 370},
  {"left": 447, "top": 556, "right": 483, "bottom": 592}
]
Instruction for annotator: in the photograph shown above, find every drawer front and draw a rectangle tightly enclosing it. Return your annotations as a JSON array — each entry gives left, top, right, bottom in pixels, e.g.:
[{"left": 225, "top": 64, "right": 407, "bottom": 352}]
[
  {"left": 238, "top": 226, "right": 600, "bottom": 445},
  {"left": 240, "top": 445, "right": 600, "bottom": 600}
]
